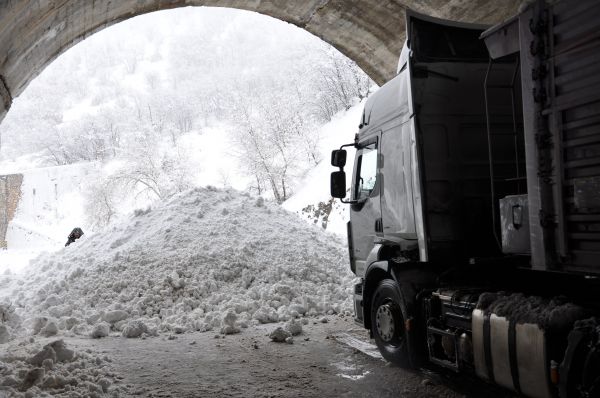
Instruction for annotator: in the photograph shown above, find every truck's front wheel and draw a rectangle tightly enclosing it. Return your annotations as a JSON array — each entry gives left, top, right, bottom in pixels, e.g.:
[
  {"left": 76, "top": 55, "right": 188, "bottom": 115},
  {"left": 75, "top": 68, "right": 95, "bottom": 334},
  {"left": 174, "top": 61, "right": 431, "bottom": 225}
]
[{"left": 370, "top": 279, "right": 411, "bottom": 367}]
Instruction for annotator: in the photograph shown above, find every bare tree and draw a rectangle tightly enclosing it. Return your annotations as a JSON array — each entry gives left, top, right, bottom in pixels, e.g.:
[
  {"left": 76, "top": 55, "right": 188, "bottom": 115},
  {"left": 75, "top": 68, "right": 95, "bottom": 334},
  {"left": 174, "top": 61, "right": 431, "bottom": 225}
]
[{"left": 85, "top": 180, "right": 118, "bottom": 229}]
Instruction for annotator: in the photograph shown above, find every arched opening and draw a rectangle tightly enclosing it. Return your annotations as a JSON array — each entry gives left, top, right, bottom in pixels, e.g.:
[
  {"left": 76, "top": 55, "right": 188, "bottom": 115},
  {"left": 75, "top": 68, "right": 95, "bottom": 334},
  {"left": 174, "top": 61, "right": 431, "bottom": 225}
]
[
  {"left": 0, "top": 0, "right": 521, "bottom": 124},
  {"left": 0, "top": 10, "right": 375, "bottom": 396},
  {"left": 0, "top": 6, "right": 369, "bottom": 264},
  {"left": 0, "top": 3, "right": 528, "bottom": 397}
]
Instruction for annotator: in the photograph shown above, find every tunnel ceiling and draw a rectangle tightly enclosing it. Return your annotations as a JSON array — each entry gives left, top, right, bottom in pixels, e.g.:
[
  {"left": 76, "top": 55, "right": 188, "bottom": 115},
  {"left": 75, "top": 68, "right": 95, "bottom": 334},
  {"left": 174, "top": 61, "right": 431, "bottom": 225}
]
[{"left": 0, "top": 0, "right": 521, "bottom": 123}]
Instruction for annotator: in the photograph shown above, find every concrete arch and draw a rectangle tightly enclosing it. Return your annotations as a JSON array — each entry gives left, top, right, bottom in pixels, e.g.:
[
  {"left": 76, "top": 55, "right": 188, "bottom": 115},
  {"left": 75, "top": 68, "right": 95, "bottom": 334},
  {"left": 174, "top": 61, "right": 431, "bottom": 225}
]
[{"left": 0, "top": 0, "right": 520, "bottom": 123}]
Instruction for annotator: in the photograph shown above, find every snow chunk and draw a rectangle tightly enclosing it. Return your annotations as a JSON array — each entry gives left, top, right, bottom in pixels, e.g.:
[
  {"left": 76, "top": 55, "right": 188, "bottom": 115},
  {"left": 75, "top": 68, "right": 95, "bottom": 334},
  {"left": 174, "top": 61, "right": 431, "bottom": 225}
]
[
  {"left": 28, "top": 346, "right": 57, "bottom": 367},
  {"left": 269, "top": 327, "right": 291, "bottom": 342},
  {"left": 220, "top": 311, "right": 240, "bottom": 334},
  {"left": 122, "top": 320, "right": 148, "bottom": 338},
  {"left": 0, "top": 325, "right": 10, "bottom": 343},
  {"left": 285, "top": 319, "right": 302, "bottom": 336},
  {"left": 39, "top": 321, "right": 58, "bottom": 337},
  {"left": 47, "top": 340, "right": 75, "bottom": 362},
  {"left": 0, "top": 337, "right": 128, "bottom": 396},
  {"left": 90, "top": 324, "right": 108, "bottom": 341},
  {"left": 102, "top": 310, "right": 129, "bottom": 324}
]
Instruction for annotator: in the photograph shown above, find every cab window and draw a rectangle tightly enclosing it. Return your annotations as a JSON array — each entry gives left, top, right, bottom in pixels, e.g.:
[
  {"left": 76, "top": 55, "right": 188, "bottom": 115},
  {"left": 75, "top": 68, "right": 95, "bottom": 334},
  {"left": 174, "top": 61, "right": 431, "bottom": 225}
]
[{"left": 355, "top": 143, "right": 378, "bottom": 200}]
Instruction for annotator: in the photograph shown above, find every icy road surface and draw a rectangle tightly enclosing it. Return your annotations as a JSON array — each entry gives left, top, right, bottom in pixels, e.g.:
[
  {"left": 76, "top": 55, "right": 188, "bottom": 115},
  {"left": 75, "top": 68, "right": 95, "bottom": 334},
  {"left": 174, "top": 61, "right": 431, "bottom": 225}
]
[{"left": 65, "top": 317, "right": 516, "bottom": 398}]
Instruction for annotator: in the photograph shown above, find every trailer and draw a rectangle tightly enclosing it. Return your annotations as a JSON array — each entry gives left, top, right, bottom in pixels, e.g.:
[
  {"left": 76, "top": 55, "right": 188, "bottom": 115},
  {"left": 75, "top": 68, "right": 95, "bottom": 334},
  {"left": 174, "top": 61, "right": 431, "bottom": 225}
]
[{"left": 330, "top": 1, "right": 600, "bottom": 397}]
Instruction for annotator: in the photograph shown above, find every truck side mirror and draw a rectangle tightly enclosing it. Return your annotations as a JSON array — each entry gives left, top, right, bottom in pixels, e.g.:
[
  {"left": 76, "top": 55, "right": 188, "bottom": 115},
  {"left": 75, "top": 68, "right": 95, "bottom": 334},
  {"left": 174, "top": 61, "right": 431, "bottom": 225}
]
[
  {"left": 330, "top": 171, "right": 347, "bottom": 198},
  {"left": 331, "top": 150, "right": 347, "bottom": 168}
]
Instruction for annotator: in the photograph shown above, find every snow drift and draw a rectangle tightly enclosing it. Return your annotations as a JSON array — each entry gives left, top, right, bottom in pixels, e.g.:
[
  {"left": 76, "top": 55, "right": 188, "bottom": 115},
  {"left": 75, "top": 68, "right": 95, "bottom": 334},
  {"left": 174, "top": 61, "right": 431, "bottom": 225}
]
[
  {"left": 0, "top": 338, "right": 126, "bottom": 397},
  {"left": 4, "top": 187, "right": 353, "bottom": 339}
]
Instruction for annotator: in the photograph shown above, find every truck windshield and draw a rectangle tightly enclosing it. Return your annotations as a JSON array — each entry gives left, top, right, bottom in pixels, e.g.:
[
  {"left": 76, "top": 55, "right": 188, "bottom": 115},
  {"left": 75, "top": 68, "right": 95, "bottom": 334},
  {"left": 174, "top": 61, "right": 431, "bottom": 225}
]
[{"left": 355, "top": 144, "right": 378, "bottom": 200}]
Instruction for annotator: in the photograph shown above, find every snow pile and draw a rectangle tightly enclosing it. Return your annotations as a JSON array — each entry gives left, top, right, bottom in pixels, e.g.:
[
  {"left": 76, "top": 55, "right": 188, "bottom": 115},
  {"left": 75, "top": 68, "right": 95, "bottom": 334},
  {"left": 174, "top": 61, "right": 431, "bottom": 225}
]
[
  {"left": 0, "top": 338, "right": 126, "bottom": 397},
  {"left": 5, "top": 187, "right": 353, "bottom": 340}
]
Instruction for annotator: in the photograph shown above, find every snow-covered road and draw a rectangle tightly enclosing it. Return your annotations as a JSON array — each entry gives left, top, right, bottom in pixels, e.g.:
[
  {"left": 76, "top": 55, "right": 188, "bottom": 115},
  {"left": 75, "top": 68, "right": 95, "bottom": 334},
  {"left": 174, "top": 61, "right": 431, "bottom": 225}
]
[{"left": 64, "top": 316, "right": 515, "bottom": 398}]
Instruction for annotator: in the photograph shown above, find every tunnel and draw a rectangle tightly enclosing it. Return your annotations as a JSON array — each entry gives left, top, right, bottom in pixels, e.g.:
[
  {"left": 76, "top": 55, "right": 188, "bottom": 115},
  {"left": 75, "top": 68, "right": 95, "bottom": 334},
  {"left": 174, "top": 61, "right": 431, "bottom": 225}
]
[{"left": 0, "top": 0, "right": 521, "bottom": 124}]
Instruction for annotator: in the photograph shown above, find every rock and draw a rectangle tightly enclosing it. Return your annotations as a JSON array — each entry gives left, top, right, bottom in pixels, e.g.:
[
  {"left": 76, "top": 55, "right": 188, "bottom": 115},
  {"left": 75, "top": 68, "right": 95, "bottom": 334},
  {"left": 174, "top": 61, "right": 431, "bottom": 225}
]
[
  {"left": 0, "top": 324, "right": 10, "bottom": 343},
  {"left": 122, "top": 320, "right": 148, "bottom": 338},
  {"left": 91, "top": 322, "right": 110, "bottom": 338},
  {"left": 319, "top": 317, "right": 328, "bottom": 324},
  {"left": 269, "top": 327, "right": 291, "bottom": 343},
  {"left": 285, "top": 336, "right": 294, "bottom": 344},
  {"left": 285, "top": 319, "right": 302, "bottom": 336},
  {"left": 40, "top": 321, "right": 58, "bottom": 337},
  {"left": 102, "top": 310, "right": 128, "bottom": 324},
  {"left": 167, "top": 334, "right": 177, "bottom": 340},
  {"left": 47, "top": 340, "right": 75, "bottom": 362},
  {"left": 28, "top": 346, "right": 56, "bottom": 366}
]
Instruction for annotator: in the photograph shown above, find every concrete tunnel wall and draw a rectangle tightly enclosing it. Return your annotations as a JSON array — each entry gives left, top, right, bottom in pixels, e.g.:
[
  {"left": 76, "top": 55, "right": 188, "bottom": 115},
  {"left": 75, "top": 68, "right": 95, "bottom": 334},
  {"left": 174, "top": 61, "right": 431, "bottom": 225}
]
[{"left": 0, "top": 0, "right": 521, "bottom": 125}]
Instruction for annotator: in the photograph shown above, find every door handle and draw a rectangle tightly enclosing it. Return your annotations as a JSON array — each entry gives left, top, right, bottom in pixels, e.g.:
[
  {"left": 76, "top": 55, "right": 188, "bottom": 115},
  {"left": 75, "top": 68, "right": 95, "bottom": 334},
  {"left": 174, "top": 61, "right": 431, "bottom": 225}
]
[{"left": 375, "top": 218, "right": 383, "bottom": 233}]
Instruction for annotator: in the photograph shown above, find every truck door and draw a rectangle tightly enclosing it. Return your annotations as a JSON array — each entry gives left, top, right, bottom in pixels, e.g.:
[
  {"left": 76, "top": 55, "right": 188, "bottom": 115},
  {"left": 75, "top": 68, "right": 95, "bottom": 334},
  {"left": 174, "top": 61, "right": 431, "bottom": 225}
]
[
  {"left": 349, "top": 135, "right": 382, "bottom": 277},
  {"left": 405, "top": 10, "right": 491, "bottom": 261}
]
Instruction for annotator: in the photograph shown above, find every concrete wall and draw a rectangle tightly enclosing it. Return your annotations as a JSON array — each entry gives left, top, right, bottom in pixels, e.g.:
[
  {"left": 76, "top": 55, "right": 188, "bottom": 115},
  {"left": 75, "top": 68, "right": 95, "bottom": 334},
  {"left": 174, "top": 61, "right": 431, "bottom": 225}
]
[
  {"left": 0, "top": 174, "right": 23, "bottom": 249},
  {"left": 0, "top": 0, "right": 521, "bottom": 124}
]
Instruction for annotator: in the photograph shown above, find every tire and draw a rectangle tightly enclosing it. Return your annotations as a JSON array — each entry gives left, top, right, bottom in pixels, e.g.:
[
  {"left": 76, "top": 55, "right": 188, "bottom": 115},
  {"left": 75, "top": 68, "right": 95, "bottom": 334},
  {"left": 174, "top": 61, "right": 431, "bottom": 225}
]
[
  {"left": 370, "top": 278, "right": 411, "bottom": 367},
  {"left": 560, "top": 326, "right": 600, "bottom": 398}
]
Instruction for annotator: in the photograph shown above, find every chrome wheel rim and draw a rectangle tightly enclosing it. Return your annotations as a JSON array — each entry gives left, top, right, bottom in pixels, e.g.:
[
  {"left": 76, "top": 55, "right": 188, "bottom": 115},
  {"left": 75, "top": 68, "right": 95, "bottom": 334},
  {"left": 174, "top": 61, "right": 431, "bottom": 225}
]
[{"left": 375, "top": 303, "right": 396, "bottom": 342}]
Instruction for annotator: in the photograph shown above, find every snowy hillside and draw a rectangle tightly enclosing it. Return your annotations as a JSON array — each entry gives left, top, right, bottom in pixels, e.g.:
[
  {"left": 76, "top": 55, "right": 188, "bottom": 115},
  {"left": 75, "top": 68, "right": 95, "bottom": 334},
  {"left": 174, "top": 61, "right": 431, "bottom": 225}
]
[
  {"left": 0, "top": 7, "right": 371, "bottom": 207},
  {"left": 1, "top": 187, "right": 354, "bottom": 343},
  {"left": 283, "top": 100, "right": 365, "bottom": 235},
  {"left": 0, "top": 163, "right": 95, "bottom": 276},
  {"left": 6, "top": 163, "right": 93, "bottom": 250}
]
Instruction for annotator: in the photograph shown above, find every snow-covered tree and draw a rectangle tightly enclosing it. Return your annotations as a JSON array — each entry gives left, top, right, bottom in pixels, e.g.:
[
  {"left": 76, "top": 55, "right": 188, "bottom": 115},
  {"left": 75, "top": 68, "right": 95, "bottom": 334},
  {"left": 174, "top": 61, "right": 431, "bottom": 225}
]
[{"left": 0, "top": 7, "right": 374, "bottom": 212}]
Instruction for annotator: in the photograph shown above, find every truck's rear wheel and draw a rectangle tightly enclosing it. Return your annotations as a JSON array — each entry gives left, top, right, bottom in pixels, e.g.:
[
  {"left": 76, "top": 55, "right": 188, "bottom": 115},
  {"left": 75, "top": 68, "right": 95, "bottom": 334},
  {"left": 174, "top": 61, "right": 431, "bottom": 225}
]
[
  {"left": 560, "top": 322, "right": 600, "bottom": 398},
  {"left": 370, "top": 279, "right": 411, "bottom": 367}
]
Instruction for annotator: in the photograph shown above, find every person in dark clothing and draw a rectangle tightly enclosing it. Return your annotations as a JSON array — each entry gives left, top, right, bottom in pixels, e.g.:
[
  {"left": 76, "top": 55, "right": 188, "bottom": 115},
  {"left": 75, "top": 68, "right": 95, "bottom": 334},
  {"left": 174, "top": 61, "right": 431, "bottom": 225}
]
[{"left": 65, "top": 227, "right": 84, "bottom": 247}]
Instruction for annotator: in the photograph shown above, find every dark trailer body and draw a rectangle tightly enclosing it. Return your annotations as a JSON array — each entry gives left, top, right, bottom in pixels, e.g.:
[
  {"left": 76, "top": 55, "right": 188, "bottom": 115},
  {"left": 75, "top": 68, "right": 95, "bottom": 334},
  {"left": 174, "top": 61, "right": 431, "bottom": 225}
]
[{"left": 330, "top": 1, "right": 600, "bottom": 397}]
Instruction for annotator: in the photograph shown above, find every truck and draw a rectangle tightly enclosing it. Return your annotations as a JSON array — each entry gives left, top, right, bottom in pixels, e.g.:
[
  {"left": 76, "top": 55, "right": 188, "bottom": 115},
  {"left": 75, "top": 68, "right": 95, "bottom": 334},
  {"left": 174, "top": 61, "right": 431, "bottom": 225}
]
[{"left": 330, "top": 1, "right": 600, "bottom": 397}]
